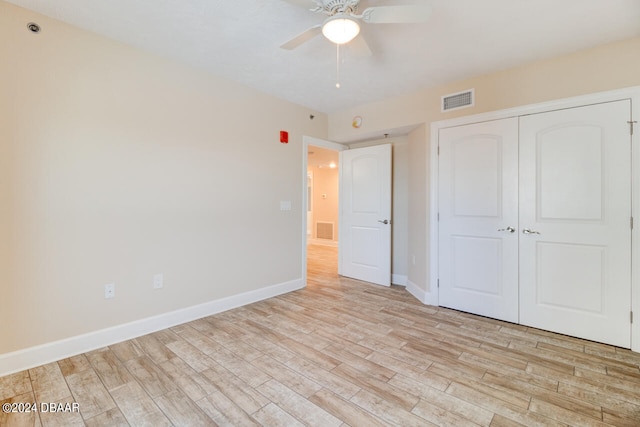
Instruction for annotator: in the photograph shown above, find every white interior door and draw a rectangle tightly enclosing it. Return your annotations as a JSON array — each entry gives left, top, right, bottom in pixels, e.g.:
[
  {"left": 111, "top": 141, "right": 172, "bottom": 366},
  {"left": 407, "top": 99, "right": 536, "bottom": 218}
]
[
  {"left": 438, "top": 118, "right": 519, "bottom": 322},
  {"left": 340, "top": 144, "right": 392, "bottom": 286},
  {"left": 519, "top": 101, "right": 632, "bottom": 347}
]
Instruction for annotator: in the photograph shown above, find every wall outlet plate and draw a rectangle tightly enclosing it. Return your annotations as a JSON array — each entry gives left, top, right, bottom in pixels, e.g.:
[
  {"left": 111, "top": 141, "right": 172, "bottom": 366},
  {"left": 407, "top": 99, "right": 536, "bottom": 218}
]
[
  {"left": 104, "top": 283, "right": 115, "bottom": 299},
  {"left": 280, "top": 200, "right": 292, "bottom": 211},
  {"left": 153, "top": 273, "right": 163, "bottom": 289}
]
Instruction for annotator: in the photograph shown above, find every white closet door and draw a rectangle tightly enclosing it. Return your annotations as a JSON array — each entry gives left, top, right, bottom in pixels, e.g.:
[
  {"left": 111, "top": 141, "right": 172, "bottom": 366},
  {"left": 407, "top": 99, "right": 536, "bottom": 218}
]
[
  {"left": 519, "top": 100, "right": 632, "bottom": 348},
  {"left": 439, "top": 118, "right": 519, "bottom": 322}
]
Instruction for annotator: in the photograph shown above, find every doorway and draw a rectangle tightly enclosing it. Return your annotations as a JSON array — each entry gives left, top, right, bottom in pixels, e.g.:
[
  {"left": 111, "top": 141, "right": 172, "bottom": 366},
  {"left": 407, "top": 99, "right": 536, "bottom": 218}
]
[
  {"left": 301, "top": 136, "right": 393, "bottom": 288},
  {"left": 306, "top": 144, "right": 340, "bottom": 283}
]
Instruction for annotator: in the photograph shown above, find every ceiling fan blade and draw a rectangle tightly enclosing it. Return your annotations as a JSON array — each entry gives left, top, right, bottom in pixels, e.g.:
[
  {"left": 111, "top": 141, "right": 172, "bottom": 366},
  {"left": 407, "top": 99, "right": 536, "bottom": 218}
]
[
  {"left": 280, "top": 25, "right": 322, "bottom": 50},
  {"left": 280, "top": 0, "right": 321, "bottom": 9},
  {"left": 361, "top": 5, "right": 432, "bottom": 24},
  {"left": 348, "top": 34, "right": 372, "bottom": 57}
]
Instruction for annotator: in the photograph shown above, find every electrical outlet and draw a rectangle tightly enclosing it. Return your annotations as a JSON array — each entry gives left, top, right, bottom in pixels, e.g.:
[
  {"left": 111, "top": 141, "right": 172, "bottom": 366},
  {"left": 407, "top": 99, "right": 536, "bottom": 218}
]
[
  {"left": 280, "top": 200, "right": 291, "bottom": 211},
  {"left": 153, "top": 273, "right": 163, "bottom": 289},
  {"left": 104, "top": 283, "right": 115, "bottom": 299}
]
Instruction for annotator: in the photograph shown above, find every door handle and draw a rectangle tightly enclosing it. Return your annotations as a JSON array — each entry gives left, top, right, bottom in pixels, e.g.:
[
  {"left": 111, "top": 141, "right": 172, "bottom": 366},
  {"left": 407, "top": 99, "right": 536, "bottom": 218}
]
[
  {"left": 497, "top": 226, "right": 515, "bottom": 233},
  {"left": 378, "top": 219, "right": 390, "bottom": 225},
  {"left": 522, "top": 228, "right": 541, "bottom": 235}
]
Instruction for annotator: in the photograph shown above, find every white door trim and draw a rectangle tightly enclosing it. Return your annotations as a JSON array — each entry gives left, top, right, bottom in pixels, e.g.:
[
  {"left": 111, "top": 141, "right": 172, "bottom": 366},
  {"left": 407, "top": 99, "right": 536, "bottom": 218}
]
[
  {"left": 302, "top": 136, "right": 346, "bottom": 287},
  {"left": 429, "top": 86, "right": 640, "bottom": 351}
]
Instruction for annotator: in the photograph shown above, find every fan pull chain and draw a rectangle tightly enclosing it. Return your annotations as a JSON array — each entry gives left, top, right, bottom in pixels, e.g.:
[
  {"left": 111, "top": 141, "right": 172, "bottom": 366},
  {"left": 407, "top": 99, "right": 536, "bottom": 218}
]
[{"left": 336, "top": 43, "right": 340, "bottom": 89}]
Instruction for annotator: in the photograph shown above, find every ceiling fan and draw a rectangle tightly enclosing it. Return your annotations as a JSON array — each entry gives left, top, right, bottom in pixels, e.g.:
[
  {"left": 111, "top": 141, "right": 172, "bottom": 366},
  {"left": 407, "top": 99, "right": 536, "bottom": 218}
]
[{"left": 280, "top": 0, "right": 432, "bottom": 55}]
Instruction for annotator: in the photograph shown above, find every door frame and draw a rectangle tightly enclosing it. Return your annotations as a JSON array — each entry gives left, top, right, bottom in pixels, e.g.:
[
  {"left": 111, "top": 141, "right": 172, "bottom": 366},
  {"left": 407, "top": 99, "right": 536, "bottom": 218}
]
[
  {"left": 301, "top": 136, "right": 346, "bottom": 287},
  {"left": 429, "top": 86, "right": 640, "bottom": 351}
]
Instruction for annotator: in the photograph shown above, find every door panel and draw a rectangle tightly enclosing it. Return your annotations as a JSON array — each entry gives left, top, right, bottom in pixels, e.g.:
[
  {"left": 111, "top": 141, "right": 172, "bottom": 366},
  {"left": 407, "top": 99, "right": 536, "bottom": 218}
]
[
  {"left": 537, "top": 125, "right": 604, "bottom": 221},
  {"left": 453, "top": 137, "right": 501, "bottom": 217},
  {"left": 340, "top": 144, "right": 391, "bottom": 286},
  {"left": 519, "top": 100, "right": 631, "bottom": 347},
  {"left": 451, "top": 236, "right": 502, "bottom": 295},
  {"left": 439, "top": 118, "right": 519, "bottom": 322},
  {"left": 535, "top": 242, "right": 606, "bottom": 313}
]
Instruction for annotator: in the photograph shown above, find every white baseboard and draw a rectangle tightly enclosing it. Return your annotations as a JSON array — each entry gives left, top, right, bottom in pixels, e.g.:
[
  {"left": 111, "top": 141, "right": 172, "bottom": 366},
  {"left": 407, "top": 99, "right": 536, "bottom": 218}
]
[
  {"left": 423, "top": 286, "right": 438, "bottom": 306},
  {"left": 406, "top": 280, "right": 438, "bottom": 306},
  {"left": 392, "top": 274, "right": 407, "bottom": 286},
  {"left": 0, "top": 278, "right": 304, "bottom": 377},
  {"left": 406, "top": 280, "right": 426, "bottom": 303}
]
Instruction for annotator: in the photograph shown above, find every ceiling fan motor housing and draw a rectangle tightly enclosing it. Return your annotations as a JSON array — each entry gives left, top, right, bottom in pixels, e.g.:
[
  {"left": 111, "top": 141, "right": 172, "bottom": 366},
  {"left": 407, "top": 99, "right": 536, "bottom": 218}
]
[{"left": 321, "top": 0, "right": 360, "bottom": 15}]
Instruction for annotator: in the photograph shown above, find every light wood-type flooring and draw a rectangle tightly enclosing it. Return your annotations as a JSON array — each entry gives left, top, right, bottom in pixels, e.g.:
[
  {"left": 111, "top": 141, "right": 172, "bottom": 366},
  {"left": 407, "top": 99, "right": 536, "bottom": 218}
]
[{"left": 2, "top": 244, "right": 640, "bottom": 426}]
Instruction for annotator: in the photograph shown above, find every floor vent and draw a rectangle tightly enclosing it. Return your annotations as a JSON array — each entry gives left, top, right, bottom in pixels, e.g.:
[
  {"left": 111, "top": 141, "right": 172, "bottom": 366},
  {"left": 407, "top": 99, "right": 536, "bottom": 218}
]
[
  {"left": 442, "top": 89, "right": 474, "bottom": 112},
  {"left": 316, "top": 222, "right": 334, "bottom": 240}
]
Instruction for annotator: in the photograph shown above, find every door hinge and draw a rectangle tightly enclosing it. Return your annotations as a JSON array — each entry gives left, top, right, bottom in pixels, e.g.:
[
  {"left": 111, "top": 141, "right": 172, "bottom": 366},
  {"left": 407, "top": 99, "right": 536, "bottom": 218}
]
[
  {"left": 629, "top": 121, "right": 638, "bottom": 135},
  {"left": 437, "top": 279, "right": 440, "bottom": 288},
  {"left": 631, "top": 216, "right": 634, "bottom": 229},
  {"left": 631, "top": 311, "right": 634, "bottom": 324},
  {"left": 437, "top": 212, "right": 440, "bottom": 221}
]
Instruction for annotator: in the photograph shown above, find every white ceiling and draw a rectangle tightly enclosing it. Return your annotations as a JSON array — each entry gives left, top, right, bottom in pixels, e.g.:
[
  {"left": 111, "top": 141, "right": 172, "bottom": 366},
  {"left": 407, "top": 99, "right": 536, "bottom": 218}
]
[{"left": 7, "top": 0, "right": 640, "bottom": 114}]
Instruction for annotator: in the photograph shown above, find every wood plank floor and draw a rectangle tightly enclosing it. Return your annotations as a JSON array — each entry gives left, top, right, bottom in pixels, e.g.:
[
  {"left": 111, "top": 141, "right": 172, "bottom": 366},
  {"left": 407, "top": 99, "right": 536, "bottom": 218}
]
[{"left": 2, "top": 244, "right": 640, "bottom": 426}]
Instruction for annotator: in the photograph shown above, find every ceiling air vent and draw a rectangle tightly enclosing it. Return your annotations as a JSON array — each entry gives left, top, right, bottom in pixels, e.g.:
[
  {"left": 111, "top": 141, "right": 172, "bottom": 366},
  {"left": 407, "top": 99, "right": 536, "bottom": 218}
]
[{"left": 441, "top": 89, "right": 474, "bottom": 112}]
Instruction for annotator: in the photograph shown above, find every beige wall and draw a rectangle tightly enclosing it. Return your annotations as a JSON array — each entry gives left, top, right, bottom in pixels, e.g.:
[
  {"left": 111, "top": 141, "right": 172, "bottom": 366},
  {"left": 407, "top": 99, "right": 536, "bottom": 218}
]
[
  {"left": 407, "top": 126, "right": 427, "bottom": 289},
  {"left": 0, "top": 2, "right": 327, "bottom": 354},
  {"left": 309, "top": 167, "right": 339, "bottom": 241},
  {"left": 330, "top": 36, "right": 640, "bottom": 293},
  {"left": 392, "top": 141, "right": 409, "bottom": 280}
]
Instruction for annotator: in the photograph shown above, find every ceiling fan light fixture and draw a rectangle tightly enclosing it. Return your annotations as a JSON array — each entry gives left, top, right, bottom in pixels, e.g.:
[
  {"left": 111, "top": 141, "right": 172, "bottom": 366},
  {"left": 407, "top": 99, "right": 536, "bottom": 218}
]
[{"left": 322, "top": 15, "right": 360, "bottom": 44}]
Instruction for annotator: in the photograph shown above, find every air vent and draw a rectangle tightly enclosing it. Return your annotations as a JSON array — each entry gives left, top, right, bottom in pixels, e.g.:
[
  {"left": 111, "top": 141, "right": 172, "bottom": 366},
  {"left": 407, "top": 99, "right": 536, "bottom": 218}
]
[
  {"left": 442, "top": 89, "right": 474, "bottom": 112},
  {"left": 316, "top": 222, "right": 334, "bottom": 240}
]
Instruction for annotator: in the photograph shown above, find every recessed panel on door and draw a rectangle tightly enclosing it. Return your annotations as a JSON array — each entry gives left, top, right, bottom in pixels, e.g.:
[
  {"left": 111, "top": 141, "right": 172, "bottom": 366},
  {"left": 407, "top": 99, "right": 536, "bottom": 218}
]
[
  {"left": 453, "top": 139, "right": 501, "bottom": 218},
  {"left": 439, "top": 118, "right": 519, "bottom": 323},
  {"left": 519, "top": 100, "right": 631, "bottom": 348},
  {"left": 538, "top": 125, "right": 603, "bottom": 222},
  {"left": 451, "top": 235, "right": 502, "bottom": 295},
  {"left": 352, "top": 156, "right": 380, "bottom": 213},
  {"left": 351, "top": 226, "right": 380, "bottom": 267},
  {"left": 536, "top": 242, "right": 605, "bottom": 313}
]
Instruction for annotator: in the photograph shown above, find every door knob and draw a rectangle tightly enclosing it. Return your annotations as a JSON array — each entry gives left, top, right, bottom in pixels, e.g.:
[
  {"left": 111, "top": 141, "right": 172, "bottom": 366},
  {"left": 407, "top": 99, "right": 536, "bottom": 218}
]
[
  {"left": 378, "top": 219, "right": 389, "bottom": 224},
  {"left": 497, "top": 226, "right": 515, "bottom": 233},
  {"left": 522, "top": 228, "right": 541, "bottom": 235}
]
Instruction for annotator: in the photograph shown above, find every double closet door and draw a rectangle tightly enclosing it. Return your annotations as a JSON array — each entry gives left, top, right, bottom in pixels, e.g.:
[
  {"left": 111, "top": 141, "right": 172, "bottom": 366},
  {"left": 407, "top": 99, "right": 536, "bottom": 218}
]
[{"left": 438, "top": 100, "right": 632, "bottom": 348}]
